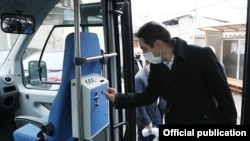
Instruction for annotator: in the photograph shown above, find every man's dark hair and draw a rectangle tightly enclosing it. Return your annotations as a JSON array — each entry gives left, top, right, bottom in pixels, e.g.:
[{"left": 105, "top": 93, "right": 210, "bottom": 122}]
[{"left": 135, "top": 21, "right": 171, "bottom": 48}]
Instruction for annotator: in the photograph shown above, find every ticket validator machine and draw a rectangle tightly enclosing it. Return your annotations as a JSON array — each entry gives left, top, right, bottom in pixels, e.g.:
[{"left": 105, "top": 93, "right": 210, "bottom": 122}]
[{"left": 71, "top": 73, "right": 109, "bottom": 140}]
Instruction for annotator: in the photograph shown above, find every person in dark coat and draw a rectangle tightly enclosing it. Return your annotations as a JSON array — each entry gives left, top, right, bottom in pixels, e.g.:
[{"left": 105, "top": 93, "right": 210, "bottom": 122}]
[
  {"left": 103, "top": 21, "right": 237, "bottom": 125},
  {"left": 135, "top": 60, "right": 162, "bottom": 141},
  {"left": 134, "top": 47, "right": 143, "bottom": 75}
]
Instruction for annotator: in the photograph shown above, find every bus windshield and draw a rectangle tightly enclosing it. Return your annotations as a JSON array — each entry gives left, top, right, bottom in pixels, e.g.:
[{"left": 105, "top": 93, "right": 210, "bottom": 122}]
[{"left": 0, "top": 28, "right": 19, "bottom": 67}]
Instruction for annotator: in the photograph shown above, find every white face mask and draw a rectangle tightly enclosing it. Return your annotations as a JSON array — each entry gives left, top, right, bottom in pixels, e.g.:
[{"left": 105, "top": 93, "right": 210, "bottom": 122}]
[{"left": 143, "top": 51, "right": 162, "bottom": 64}]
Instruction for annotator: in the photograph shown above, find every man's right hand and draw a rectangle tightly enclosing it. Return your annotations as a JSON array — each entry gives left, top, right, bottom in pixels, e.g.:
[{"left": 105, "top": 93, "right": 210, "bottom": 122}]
[{"left": 103, "top": 87, "right": 117, "bottom": 103}]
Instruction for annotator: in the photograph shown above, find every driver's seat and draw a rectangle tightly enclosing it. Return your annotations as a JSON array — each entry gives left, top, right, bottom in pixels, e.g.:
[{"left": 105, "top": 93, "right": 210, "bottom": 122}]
[{"left": 13, "top": 32, "right": 102, "bottom": 141}]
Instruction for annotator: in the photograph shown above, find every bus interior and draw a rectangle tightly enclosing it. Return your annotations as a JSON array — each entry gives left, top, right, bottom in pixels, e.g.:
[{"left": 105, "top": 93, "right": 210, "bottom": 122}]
[{"left": 0, "top": 0, "right": 250, "bottom": 141}]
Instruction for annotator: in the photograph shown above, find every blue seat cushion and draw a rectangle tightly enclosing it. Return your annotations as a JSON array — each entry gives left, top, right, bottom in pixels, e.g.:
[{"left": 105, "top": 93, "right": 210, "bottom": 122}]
[{"left": 13, "top": 123, "right": 40, "bottom": 141}]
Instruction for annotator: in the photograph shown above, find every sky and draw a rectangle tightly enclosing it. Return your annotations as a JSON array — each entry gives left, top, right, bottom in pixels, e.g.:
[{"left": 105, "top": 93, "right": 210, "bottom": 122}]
[
  {"left": 131, "top": 0, "right": 247, "bottom": 27},
  {"left": 80, "top": 0, "right": 247, "bottom": 28}
]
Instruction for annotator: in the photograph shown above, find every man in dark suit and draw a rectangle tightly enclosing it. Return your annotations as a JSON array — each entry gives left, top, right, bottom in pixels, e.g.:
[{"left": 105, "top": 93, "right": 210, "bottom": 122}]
[
  {"left": 135, "top": 61, "right": 162, "bottom": 141},
  {"left": 134, "top": 47, "right": 143, "bottom": 75},
  {"left": 104, "top": 21, "right": 237, "bottom": 125}
]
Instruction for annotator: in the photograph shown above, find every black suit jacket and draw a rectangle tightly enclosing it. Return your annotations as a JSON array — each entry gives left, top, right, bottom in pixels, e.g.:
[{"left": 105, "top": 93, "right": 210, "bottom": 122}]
[
  {"left": 114, "top": 37, "right": 237, "bottom": 125},
  {"left": 134, "top": 59, "right": 143, "bottom": 75}
]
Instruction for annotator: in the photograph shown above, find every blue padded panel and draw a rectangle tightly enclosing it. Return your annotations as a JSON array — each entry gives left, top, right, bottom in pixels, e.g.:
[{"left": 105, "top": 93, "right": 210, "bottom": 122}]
[
  {"left": 13, "top": 116, "right": 48, "bottom": 141},
  {"left": 13, "top": 116, "right": 49, "bottom": 141},
  {"left": 13, "top": 32, "right": 102, "bottom": 141},
  {"left": 13, "top": 124, "right": 40, "bottom": 141}
]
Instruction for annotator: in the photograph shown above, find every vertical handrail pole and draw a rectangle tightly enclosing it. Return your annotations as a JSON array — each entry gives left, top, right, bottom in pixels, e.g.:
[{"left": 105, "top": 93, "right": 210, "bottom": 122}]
[{"left": 74, "top": 0, "right": 84, "bottom": 140}]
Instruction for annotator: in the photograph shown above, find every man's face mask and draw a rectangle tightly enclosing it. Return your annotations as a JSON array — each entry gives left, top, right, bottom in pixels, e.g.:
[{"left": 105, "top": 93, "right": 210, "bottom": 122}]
[{"left": 143, "top": 47, "right": 162, "bottom": 64}]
